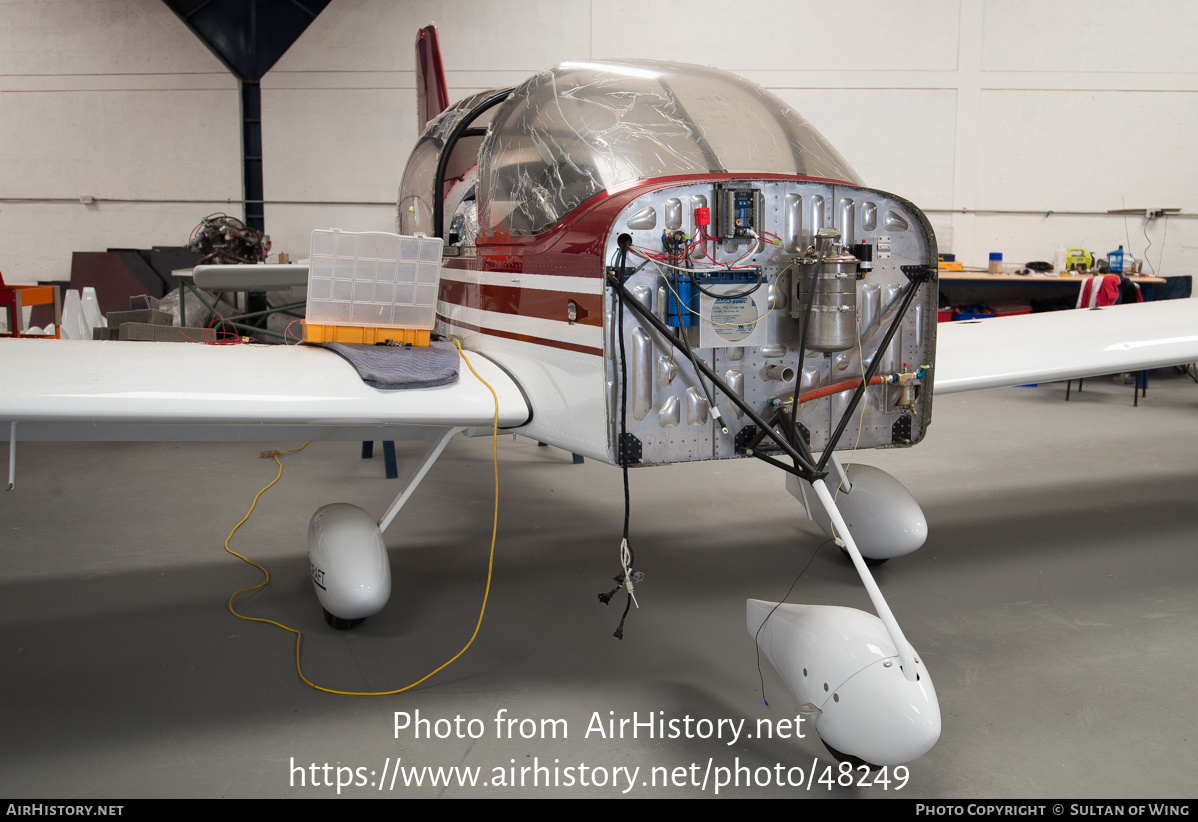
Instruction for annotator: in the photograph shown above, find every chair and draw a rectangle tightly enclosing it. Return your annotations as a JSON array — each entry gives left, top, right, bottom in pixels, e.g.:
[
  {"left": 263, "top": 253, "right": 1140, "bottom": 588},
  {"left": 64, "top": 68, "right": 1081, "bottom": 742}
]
[
  {"left": 0, "top": 270, "right": 61, "bottom": 337},
  {"left": 1065, "top": 275, "right": 1145, "bottom": 405}
]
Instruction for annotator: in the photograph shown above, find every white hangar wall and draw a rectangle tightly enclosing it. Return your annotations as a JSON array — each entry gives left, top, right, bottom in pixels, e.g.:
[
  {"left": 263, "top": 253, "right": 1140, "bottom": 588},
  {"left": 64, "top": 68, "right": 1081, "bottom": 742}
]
[
  {"left": 2, "top": 0, "right": 1195, "bottom": 284},
  {"left": 0, "top": 0, "right": 242, "bottom": 284}
]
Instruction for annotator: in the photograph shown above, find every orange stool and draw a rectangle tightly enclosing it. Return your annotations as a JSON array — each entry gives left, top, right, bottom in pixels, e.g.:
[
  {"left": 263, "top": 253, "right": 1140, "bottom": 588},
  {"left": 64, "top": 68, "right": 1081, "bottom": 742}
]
[{"left": 0, "top": 271, "right": 61, "bottom": 338}]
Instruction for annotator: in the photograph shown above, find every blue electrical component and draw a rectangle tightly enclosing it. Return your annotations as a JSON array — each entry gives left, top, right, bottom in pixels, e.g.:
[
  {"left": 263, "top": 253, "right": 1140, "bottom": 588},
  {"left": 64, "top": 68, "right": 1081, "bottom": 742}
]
[
  {"left": 666, "top": 267, "right": 761, "bottom": 327},
  {"left": 667, "top": 276, "right": 696, "bottom": 327},
  {"left": 700, "top": 269, "right": 759, "bottom": 286}
]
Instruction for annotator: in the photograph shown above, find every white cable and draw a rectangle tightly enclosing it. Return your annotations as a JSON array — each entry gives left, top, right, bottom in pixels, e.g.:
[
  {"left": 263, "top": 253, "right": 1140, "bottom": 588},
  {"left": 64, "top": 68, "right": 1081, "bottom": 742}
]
[
  {"left": 1159, "top": 215, "right": 1169, "bottom": 276},
  {"left": 727, "top": 229, "right": 762, "bottom": 267},
  {"left": 619, "top": 538, "right": 638, "bottom": 608}
]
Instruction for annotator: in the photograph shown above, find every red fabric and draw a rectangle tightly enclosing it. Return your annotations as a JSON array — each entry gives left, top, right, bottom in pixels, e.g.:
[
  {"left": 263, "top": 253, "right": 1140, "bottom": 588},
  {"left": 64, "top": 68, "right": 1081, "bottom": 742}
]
[{"left": 1077, "top": 275, "right": 1121, "bottom": 308}]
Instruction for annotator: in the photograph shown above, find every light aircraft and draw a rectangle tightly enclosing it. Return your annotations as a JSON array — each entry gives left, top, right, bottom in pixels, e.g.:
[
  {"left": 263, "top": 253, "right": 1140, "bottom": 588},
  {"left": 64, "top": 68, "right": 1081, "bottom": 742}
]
[{"left": 3, "top": 25, "right": 1198, "bottom": 769}]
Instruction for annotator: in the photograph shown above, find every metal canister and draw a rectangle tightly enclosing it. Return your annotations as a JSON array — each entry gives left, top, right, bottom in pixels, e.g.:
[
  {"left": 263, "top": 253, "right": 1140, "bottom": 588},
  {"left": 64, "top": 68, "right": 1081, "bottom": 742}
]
[{"left": 791, "top": 245, "right": 859, "bottom": 351}]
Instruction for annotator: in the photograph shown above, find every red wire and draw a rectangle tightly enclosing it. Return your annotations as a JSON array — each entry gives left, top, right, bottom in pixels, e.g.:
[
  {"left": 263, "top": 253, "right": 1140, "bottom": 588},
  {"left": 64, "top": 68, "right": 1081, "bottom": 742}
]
[
  {"left": 284, "top": 318, "right": 305, "bottom": 345},
  {"left": 196, "top": 312, "right": 249, "bottom": 345}
]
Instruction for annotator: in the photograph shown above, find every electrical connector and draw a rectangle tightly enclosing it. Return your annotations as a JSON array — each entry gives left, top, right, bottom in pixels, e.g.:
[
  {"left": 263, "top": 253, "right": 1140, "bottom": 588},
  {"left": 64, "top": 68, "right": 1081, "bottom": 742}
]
[{"left": 710, "top": 406, "right": 730, "bottom": 435}]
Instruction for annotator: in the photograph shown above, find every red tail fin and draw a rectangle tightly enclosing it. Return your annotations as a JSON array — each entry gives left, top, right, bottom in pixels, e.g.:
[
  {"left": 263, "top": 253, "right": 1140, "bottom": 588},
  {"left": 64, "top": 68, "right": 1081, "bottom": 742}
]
[{"left": 415, "top": 24, "right": 449, "bottom": 132}]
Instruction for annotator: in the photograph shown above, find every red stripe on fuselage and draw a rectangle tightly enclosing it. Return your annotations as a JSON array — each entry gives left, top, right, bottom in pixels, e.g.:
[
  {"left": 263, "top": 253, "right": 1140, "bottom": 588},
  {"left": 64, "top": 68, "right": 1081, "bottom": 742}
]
[
  {"left": 436, "top": 312, "right": 604, "bottom": 358},
  {"left": 438, "top": 279, "right": 603, "bottom": 326},
  {"left": 437, "top": 174, "right": 853, "bottom": 359}
]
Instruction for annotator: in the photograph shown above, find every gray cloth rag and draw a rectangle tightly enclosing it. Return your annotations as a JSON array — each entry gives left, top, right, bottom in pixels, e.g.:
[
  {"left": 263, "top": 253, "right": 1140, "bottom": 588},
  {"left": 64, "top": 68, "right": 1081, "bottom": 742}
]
[{"left": 314, "top": 340, "right": 459, "bottom": 390}]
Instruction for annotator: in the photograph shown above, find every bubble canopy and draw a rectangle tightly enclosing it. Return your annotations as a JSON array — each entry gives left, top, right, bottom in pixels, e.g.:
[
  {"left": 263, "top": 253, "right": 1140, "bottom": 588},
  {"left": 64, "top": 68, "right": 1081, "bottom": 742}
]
[{"left": 476, "top": 60, "right": 861, "bottom": 237}]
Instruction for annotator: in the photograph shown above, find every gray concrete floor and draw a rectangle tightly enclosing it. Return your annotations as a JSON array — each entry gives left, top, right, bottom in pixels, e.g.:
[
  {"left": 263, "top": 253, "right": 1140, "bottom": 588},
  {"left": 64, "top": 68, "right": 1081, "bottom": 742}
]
[{"left": 2, "top": 370, "right": 1196, "bottom": 798}]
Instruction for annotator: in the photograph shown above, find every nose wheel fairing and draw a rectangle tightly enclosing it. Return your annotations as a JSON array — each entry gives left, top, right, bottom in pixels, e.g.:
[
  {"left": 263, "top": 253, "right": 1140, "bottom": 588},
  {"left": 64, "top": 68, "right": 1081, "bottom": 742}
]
[{"left": 748, "top": 600, "right": 940, "bottom": 767}]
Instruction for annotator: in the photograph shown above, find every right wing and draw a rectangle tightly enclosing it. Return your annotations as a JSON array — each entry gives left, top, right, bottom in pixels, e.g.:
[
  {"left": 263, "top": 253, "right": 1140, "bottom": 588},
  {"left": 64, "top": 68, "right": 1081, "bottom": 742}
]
[{"left": 933, "top": 299, "right": 1198, "bottom": 395}]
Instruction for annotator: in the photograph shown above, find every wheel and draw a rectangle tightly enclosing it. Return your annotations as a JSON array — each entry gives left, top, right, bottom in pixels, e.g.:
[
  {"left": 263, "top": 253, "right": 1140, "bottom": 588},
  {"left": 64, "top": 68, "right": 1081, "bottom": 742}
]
[
  {"left": 838, "top": 545, "right": 889, "bottom": 567},
  {"left": 821, "top": 738, "right": 880, "bottom": 771},
  {"left": 323, "top": 608, "right": 364, "bottom": 630}
]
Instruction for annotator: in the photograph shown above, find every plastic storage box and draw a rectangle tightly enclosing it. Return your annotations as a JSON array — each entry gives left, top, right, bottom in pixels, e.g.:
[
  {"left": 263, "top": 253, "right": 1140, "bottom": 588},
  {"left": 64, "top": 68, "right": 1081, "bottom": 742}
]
[{"left": 303, "top": 229, "right": 443, "bottom": 345}]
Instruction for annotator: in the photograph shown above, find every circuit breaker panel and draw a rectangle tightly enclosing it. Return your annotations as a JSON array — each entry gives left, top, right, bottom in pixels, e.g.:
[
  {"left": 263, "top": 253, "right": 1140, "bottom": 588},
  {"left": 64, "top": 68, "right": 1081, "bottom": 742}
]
[{"left": 604, "top": 180, "right": 938, "bottom": 467}]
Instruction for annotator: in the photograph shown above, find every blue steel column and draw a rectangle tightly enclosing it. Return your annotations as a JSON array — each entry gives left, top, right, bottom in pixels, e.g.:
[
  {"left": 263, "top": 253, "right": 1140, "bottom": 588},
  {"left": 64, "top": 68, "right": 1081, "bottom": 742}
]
[{"left": 241, "top": 80, "right": 264, "bottom": 234}]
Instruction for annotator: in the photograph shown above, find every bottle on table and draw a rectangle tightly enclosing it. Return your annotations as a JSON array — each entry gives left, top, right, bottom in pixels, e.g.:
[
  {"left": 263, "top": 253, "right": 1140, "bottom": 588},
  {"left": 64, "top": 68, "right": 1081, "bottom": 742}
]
[{"left": 1109, "top": 245, "right": 1124, "bottom": 273}]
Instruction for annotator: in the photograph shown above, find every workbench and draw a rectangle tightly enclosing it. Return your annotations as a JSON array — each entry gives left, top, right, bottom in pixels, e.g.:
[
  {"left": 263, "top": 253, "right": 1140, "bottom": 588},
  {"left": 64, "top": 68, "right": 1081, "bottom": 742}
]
[
  {"left": 937, "top": 271, "right": 1166, "bottom": 285},
  {"left": 937, "top": 270, "right": 1168, "bottom": 310}
]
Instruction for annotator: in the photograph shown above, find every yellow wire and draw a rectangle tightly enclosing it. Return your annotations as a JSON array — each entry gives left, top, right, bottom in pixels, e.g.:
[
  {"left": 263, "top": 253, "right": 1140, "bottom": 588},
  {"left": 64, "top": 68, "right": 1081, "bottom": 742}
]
[
  {"left": 828, "top": 314, "right": 870, "bottom": 546},
  {"left": 834, "top": 312, "right": 869, "bottom": 502},
  {"left": 223, "top": 339, "right": 501, "bottom": 696}
]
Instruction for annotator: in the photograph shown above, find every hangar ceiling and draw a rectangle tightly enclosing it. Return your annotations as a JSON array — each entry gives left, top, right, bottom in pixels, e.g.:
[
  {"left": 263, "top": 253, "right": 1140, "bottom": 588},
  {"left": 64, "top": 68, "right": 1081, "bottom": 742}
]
[
  {"left": 162, "top": 0, "right": 333, "bottom": 233},
  {"left": 162, "top": 0, "right": 332, "bottom": 81}
]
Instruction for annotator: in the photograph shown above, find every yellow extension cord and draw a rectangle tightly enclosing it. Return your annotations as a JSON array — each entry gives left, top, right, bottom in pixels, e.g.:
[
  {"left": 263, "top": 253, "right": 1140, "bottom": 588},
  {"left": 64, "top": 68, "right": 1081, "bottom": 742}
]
[{"left": 223, "top": 338, "right": 500, "bottom": 695}]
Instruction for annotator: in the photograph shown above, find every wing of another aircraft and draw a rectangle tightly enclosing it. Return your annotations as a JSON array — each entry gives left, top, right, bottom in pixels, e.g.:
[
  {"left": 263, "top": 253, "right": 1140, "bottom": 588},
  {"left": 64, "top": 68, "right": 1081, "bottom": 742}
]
[
  {"left": 933, "top": 299, "right": 1198, "bottom": 395},
  {"left": 0, "top": 338, "right": 530, "bottom": 442}
]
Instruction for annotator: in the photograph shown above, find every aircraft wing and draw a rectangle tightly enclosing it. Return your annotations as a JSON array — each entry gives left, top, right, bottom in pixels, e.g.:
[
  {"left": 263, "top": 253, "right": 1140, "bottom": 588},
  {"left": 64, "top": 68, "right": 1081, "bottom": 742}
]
[
  {"left": 0, "top": 339, "right": 530, "bottom": 442},
  {"left": 933, "top": 299, "right": 1198, "bottom": 394}
]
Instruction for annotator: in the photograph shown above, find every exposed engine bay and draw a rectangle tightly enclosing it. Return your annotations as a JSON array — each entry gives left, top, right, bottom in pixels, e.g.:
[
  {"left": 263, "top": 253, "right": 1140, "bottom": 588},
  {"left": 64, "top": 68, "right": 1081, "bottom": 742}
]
[{"left": 604, "top": 180, "right": 938, "bottom": 468}]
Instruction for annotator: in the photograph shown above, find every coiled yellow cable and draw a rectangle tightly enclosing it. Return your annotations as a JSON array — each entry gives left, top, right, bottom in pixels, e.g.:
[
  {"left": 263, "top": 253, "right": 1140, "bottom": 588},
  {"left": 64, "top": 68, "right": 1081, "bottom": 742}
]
[{"left": 223, "top": 338, "right": 500, "bottom": 695}]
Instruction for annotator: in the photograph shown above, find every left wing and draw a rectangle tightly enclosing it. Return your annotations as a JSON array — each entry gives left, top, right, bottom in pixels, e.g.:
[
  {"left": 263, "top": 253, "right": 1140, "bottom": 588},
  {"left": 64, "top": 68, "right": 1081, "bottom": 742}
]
[
  {"left": 933, "top": 299, "right": 1198, "bottom": 395},
  {"left": 0, "top": 339, "right": 530, "bottom": 442}
]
